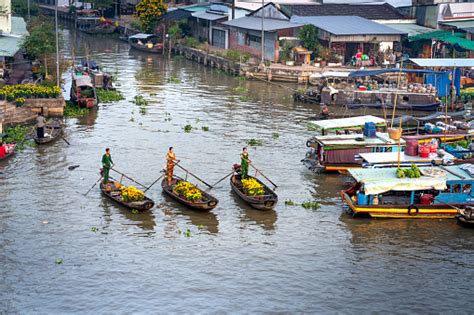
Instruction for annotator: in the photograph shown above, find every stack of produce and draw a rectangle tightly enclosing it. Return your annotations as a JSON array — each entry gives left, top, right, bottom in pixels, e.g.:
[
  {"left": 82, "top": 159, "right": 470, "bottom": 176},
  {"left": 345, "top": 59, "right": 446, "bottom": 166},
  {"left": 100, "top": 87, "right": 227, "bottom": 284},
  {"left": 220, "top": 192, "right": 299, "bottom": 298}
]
[
  {"left": 396, "top": 164, "right": 421, "bottom": 179},
  {"left": 241, "top": 178, "right": 265, "bottom": 196},
  {"left": 174, "top": 181, "right": 202, "bottom": 201},
  {"left": 120, "top": 185, "right": 145, "bottom": 202}
]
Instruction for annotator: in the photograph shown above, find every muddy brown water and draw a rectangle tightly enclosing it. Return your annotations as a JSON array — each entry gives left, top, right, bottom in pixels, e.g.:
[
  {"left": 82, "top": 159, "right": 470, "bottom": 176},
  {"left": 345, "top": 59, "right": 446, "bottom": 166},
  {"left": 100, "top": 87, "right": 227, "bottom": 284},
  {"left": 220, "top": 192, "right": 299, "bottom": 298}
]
[{"left": 1, "top": 29, "right": 473, "bottom": 313}]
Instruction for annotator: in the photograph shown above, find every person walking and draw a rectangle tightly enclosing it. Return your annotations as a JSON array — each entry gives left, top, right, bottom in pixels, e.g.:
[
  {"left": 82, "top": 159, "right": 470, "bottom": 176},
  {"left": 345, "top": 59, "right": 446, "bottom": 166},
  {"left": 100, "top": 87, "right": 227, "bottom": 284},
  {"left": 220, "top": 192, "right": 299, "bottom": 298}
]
[{"left": 101, "top": 148, "right": 113, "bottom": 184}]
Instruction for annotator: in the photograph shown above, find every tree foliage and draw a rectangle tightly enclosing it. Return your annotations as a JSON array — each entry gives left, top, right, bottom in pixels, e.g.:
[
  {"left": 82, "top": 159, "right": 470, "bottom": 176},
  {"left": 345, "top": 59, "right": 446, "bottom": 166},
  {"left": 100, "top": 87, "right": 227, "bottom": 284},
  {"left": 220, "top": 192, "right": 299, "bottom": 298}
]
[{"left": 134, "top": 0, "right": 167, "bottom": 33}]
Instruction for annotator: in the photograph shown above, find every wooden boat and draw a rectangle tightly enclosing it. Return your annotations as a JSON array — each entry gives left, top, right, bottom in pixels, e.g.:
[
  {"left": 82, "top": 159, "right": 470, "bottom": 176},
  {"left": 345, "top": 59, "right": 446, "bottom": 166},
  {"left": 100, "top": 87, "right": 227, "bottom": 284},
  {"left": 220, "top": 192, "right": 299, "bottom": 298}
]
[
  {"left": 33, "top": 123, "right": 63, "bottom": 145},
  {"left": 70, "top": 72, "right": 97, "bottom": 108},
  {"left": 161, "top": 176, "right": 218, "bottom": 211},
  {"left": 341, "top": 165, "right": 474, "bottom": 219},
  {"left": 100, "top": 181, "right": 154, "bottom": 211},
  {"left": 230, "top": 169, "right": 278, "bottom": 210},
  {"left": 128, "top": 33, "right": 163, "bottom": 54},
  {"left": 0, "top": 143, "right": 15, "bottom": 160},
  {"left": 456, "top": 207, "right": 474, "bottom": 227}
]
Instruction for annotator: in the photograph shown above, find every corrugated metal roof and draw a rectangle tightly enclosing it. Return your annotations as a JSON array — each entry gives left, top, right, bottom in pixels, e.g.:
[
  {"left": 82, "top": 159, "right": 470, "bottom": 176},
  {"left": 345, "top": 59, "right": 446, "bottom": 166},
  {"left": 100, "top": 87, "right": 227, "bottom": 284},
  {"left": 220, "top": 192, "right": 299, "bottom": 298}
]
[
  {"left": 410, "top": 58, "right": 474, "bottom": 67},
  {"left": 291, "top": 15, "right": 405, "bottom": 36},
  {"left": 383, "top": 23, "right": 434, "bottom": 37},
  {"left": 0, "top": 36, "right": 22, "bottom": 57},
  {"left": 192, "top": 11, "right": 227, "bottom": 21},
  {"left": 223, "top": 16, "right": 301, "bottom": 31}
]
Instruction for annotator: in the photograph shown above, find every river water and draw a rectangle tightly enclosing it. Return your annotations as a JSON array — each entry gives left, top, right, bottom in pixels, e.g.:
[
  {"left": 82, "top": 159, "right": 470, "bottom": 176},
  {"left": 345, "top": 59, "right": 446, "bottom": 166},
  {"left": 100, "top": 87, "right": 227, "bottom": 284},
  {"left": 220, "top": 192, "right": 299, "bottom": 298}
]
[{"left": 1, "top": 29, "right": 473, "bottom": 313}]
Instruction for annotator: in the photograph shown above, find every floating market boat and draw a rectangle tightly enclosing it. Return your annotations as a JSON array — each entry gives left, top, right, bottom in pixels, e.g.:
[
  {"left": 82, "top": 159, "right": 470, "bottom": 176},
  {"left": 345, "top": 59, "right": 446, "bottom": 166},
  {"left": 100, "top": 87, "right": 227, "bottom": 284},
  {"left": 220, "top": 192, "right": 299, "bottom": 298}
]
[
  {"left": 161, "top": 176, "right": 218, "bottom": 211},
  {"left": 70, "top": 73, "right": 97, "bottom": 108},
  {"left": 340, "top": 165, "right": 474, "bottom": 219},
  {"left": 100, "top": 181, "right": 154, "bottom": 211},
  {"left": 456, "top": 207, "right": 474, "bottom": 227},
  {"left": 230, "top": 166, "right": 278, "bottom": 210},
  {"left": 0, "top": 143, "right": 15, "bottom": 160},
  {"left": 128, "top": 34, "right": 163, "bottom": 54},
  {"left": 33, "top": 122, "right": 63, "bottom": 145}
]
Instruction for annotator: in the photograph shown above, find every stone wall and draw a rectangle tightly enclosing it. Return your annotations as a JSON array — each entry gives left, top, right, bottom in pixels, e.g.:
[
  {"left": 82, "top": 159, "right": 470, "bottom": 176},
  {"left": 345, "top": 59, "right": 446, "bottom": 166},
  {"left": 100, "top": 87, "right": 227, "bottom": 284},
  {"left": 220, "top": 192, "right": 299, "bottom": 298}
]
[{"left": 0, "top": 97, "right": 65, "bottom": 127}]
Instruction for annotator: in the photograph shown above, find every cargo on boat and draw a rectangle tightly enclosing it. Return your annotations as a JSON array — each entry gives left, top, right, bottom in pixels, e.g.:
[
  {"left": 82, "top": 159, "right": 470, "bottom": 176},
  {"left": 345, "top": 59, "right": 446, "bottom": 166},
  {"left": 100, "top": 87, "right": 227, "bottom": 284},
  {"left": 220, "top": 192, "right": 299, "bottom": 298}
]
[{"left": 341, "top": 165, "right": 474, "bottom": 219}]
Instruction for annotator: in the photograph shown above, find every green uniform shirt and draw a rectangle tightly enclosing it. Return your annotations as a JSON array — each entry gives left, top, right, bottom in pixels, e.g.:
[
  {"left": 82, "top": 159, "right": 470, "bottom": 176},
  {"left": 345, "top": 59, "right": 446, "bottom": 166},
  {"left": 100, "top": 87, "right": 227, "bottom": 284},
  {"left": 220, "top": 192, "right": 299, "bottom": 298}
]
[{"left": 102, "top": 154, "right": 113, "bottom": 168}]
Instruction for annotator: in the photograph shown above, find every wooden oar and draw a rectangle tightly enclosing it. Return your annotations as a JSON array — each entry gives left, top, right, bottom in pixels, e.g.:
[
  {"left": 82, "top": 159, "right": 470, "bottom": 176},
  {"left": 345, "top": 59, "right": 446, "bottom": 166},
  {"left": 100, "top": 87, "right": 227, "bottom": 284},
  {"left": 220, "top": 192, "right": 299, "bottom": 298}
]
[
  {"left": 211, "top": 171, "right": 233, "bottom": 188},
  {"left": 111, "top": 168, "right": 148, "bottom": 188},
  {"left": 250, "top": 164, "right": 278, "bottom": 189},
  {"left": 144, "top": 171, "right": 165, "bottom": 192},
  {"left": 84, "top": 176, "right": 102, "bottom": 196},
  {"left": 174, "top": 163, "right": 213, "bottom": 189}
]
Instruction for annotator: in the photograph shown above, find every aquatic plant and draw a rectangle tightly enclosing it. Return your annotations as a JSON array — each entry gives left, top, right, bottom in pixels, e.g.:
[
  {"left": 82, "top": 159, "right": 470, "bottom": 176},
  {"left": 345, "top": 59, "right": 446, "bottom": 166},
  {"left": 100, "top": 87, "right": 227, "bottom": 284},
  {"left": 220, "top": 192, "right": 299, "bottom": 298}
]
[
  {"left": 184, "top": 124, "right": 193, "bottom": 133},
  {"left": 96, "top": 88, "right": 124, "bottom": 103},
  {"left": 301, "top": 201, "right": 321, "bottom": 210}
]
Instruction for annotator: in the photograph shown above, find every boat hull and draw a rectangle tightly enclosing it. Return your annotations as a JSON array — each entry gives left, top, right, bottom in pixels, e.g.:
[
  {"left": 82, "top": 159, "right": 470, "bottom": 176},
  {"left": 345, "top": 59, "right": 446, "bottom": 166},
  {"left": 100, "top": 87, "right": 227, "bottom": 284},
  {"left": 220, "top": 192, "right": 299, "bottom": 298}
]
[{"left": 230, "top": 175, "right": 278, "bottom": 210}]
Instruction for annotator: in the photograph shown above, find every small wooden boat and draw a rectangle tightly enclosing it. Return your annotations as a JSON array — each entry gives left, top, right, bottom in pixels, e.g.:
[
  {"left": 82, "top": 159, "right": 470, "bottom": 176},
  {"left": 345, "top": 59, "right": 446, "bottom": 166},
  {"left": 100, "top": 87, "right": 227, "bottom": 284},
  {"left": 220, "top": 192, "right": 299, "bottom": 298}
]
[
  {"left": 33, "top": 123, "right": 63, "bottom": 145},
  {"left": 161, "top": 176, "right": 218, "bottom": 211},
  {"left": 0, "top": 143, "right": 16, "bottom": 160},
  {"left": 457, "top": 207, "right": 474, "bottom": 227},
  {"left": 100, "top": 181, "right": 154, "bottom": 211},
  {"left": 129, "top": 33, "right": 163, "bottom": 54},
  {"left": 230, "top": 169, "right": 278, "bottom": 210}
]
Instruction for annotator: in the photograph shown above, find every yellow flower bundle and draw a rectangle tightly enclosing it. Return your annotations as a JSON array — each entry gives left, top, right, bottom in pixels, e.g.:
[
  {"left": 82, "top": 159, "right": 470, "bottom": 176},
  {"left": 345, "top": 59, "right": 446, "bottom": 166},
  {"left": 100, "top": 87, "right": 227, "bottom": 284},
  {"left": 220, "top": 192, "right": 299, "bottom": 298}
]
[
  {"left": 174, "top": 181, "right": 202, "bottom": 202},
  {"left": 241, "top": 178, "right": 265, "bottom": 196},
  {"left": 120, "top": 185, "right": 145, "bottom": 202}
]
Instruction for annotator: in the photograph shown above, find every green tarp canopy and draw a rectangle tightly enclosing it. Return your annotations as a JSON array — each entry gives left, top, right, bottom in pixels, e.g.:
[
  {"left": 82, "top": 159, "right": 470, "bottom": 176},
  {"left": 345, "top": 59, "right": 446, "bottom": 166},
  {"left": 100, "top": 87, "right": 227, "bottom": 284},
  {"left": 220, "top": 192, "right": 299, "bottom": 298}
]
[{"left": 408, "top": 30, "right": 474, "bottom": 51}]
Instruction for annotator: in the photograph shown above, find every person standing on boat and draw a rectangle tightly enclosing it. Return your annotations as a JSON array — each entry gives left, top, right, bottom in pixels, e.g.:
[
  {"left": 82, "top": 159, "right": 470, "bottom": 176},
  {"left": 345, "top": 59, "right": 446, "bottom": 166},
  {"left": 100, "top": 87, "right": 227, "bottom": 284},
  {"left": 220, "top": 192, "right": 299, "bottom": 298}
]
[
  {"left": 102, "top": 148, "right": 113, "bottom": 184},
  {"left": 241, "top": 147, "right": 251, "bottom": 178},
  {"left": 36, "top": 112, "right": 46, "bottom": 139},
  {"left": 166, "top": 147, "right": 179, "bottom": 185}
]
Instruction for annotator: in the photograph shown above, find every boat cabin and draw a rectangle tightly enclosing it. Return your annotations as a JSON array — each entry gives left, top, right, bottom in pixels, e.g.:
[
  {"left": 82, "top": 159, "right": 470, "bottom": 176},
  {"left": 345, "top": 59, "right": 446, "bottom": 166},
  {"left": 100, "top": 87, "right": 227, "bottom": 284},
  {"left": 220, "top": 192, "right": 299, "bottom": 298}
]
[{"left": 341, "top": 165, "right": 474, "bottom": 219}]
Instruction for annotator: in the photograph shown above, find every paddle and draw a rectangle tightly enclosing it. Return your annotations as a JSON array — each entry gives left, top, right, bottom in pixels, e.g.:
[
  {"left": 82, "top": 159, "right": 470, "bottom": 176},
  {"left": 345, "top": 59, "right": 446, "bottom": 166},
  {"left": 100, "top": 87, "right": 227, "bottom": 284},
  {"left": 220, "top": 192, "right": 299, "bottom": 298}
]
[
  {"left": 84, "top": 176, "right": 102, "bottom": 196},
  {"left": 211, "top": 171, "right": 234, "bottom": 188},
  {"left": 111, "top": 168, "right": 148, "bottom": 188},
  {"left": 174, "top": 163, "right": 213, "bottom": 189},
  {"left": 250, "top": 164, "right": 278, "bottom": 189},
  {"left": 144, "top": 171, "right": 165, "bottom": 192}
]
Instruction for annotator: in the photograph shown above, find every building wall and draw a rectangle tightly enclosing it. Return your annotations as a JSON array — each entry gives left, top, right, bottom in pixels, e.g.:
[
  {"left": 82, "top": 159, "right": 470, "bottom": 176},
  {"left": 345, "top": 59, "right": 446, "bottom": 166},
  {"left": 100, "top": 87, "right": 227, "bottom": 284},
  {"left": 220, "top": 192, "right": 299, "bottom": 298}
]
[{"left": 0, "top": 0, "right": 11, "bottom": 34}]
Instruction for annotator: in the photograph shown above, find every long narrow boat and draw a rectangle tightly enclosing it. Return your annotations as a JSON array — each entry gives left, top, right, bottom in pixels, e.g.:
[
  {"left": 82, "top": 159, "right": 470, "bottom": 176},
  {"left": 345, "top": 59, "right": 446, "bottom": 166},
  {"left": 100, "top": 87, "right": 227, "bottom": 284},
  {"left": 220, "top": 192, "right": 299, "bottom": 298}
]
[
  {"left": 230, "top": 171, "right": 278, "bottom": 210},
  {"left": 100, "top": 181, "right": 154, "bottom": 211},
  {"left": 457, "top": 207, "right": 474, "bottom": 227},
  {"left": 161, "top": 176, "right": 218, "bottom": 211},
  {"left": 340, "top": 165, "right": 474, "bottom": 219},
  {"left": 0, "top": 143, "right": 16, "bottom": 161},
  {"left": 33, "top": 124, "right": 63, "bottom": 145}
]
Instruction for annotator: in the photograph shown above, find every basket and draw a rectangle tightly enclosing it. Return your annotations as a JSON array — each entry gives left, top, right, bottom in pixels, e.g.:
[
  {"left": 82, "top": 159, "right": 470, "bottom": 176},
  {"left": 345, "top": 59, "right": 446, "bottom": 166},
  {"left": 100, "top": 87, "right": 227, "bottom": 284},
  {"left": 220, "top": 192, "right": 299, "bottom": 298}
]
[{"left": 388, "top": 128, "right": 402, "bottom": 140}]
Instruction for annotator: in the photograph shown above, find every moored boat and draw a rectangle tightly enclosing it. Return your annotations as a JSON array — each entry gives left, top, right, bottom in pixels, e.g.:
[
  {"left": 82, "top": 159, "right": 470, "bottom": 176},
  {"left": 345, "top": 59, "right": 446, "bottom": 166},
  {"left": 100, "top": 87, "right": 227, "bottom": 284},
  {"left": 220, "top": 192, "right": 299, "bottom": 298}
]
[
  {"left": 128, "top": 34, "right": 163, "bottom": 54},
  {"left": 161, "top": 176, "right": 218, "bottom": 211},
  {"left": 33, "top": 122, "right": 63, "bottom": 145},
  {"left": 456, "top": 207, "right": 474, "bottom": 227},
  {"left": 341, "top": 165, "right": 474, "bottom": 219},
  {"left": 230, "top": 166, "right": 278, "bottom": 210},
  {"left": 100, "top": 181, "right": 154, "bottom": 211}
]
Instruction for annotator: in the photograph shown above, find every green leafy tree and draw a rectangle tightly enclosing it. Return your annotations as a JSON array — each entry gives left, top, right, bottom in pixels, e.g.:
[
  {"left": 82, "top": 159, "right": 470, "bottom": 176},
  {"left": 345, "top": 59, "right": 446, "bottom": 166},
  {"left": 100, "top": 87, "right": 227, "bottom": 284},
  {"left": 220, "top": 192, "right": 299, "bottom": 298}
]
[
  {"left": 134, "top": 0, "right": 168, "bottom": 33},
  {"left": 21, "top": 17, "right": 61, "bottom": 78}
]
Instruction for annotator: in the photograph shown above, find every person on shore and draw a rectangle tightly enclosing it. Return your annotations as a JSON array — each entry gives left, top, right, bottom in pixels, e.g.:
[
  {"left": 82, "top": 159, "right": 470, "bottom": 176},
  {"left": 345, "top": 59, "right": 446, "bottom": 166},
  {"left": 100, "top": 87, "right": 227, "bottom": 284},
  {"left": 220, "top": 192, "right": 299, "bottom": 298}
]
[
  {"left": 36, "top": 112, "right": 46, "bottom": 139},
  {"left": 166, "top": 147, "right": 179, "bottom": 185},
  {"left": 241, "top": 147, "right": 251, "bottom": 178},
  {"left": 101, "top": 148, "right": 113, "bottom": 184}
]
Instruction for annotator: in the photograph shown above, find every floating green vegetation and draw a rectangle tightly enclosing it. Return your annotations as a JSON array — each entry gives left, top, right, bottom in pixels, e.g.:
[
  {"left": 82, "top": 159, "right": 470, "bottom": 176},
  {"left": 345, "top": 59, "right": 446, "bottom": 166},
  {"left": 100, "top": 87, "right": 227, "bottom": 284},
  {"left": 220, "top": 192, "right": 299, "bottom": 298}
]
[
  {"left": 272, "top": 132, "right": 280, "bottom": 139},
  {"left": 285, "top": 200, "right": 296, "bottom": 206},
  {"left": 96, "top": 88, "right": 124, "bottom": 103},
  {"left": 3, "top": 125, "right": 34, "bottom": 151},
  {"left": 301, "top": 201, "right": 321, "bottom": 210},
  {"left": 239, "top": 95, "right": 251, "bottom": 102},
  {"left": 64, "top": 102, "right": 90, "bottom": 118},
  {"left": 167, "top": 75, "right": 181, "bottom": 84},
  {"left": 132, "top": 95, "right": 148, "bottom": 106},
  {"left": 245, "top": 138, "right": 263, "bottom": 147},
  {"left": 55, "top": 258, "right": 63, "bottom": 265},
  {"left": 184, "top": 124, "right": 193, "bottom": 133},
  {"left": 201, "top": 126, "right": 209, "bottom": 132},
  {"left": 233, "top": 86, "right": 247, "bottom": 93}
]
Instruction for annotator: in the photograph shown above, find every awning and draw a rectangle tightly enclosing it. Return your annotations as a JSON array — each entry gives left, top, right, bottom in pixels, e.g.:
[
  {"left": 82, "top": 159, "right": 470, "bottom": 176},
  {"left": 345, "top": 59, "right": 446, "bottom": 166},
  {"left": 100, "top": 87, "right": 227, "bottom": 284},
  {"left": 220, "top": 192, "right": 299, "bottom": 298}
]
[
  {"left": 410, "top": 58, "right": 474, "bottom": 67},
  {"left": 383, "top": 23, "right": 434, "bottom": 37},
  {"left": 308, "top": 115, "right": 386, "bottom": 131}
]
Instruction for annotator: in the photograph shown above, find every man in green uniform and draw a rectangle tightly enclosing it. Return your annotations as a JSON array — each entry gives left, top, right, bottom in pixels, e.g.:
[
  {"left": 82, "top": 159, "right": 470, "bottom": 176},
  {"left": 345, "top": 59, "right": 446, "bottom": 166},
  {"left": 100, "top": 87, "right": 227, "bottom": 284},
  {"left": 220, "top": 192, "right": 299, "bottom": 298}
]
[{"left": 102, "top": 148, "right": 113, "bottom": 184}]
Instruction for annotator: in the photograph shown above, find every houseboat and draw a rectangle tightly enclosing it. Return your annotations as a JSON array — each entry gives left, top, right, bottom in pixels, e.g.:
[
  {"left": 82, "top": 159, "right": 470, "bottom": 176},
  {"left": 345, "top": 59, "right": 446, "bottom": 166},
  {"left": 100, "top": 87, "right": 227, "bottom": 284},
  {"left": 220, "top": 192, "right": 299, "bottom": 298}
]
[
  {"left": 70, "top": 73, "right": 97, "bottom": 108},
  {"left": 128, "top": 34, "right": 163, "bottom": 54},
  {"left": 341, "top": 165, "right": 474, "bottom": 219}
]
